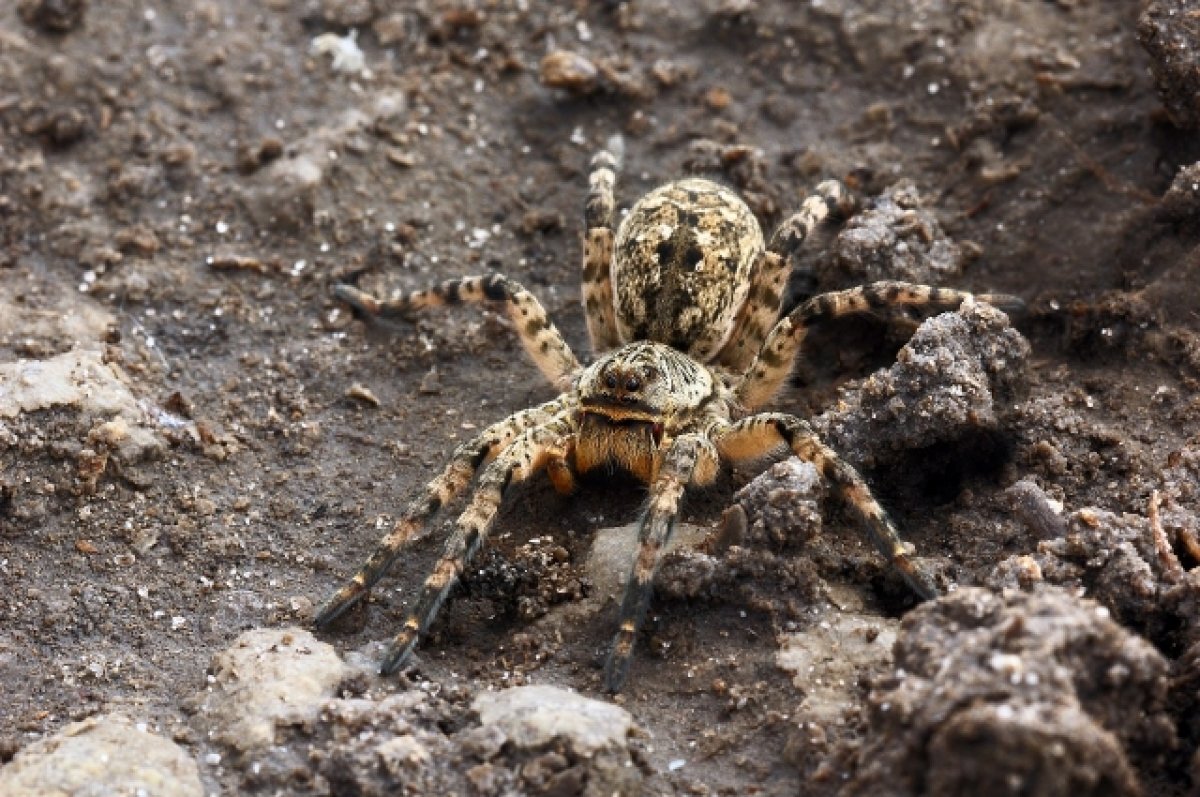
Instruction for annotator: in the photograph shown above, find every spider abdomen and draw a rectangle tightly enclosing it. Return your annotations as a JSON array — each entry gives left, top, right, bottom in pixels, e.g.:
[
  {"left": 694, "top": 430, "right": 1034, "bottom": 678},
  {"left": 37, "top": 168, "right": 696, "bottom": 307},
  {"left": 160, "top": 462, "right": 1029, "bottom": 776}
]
[{"left": 612, "top": 178, "right": 763, "bottom": 361}]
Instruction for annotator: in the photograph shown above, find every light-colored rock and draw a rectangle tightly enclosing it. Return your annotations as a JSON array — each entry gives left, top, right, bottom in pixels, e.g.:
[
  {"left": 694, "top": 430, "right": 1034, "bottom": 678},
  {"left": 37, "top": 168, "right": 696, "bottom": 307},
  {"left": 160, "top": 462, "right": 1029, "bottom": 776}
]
[
  {"left": 473, "top": 685, "right": 642, "bottom": 797},
  {"left": 776, "top": 609, "right": 899, "bottom": 725},
  {"left": 0, "top": 348, "right": 164, "bottom": 462},
  {"left": 0, "top": 294, "right": 113, "bottom": 351},
  {"left": 0, "top": 713, "right": 203, "bottom": 797},
  {"left": 473, "top": 685, "right": 633, "bottom": 757},
  {"left": 193, "top": 627, "right": 354, "bottom": 753},
  {"left": 586, "top": 521, "right": 711, "bottom": 602}
]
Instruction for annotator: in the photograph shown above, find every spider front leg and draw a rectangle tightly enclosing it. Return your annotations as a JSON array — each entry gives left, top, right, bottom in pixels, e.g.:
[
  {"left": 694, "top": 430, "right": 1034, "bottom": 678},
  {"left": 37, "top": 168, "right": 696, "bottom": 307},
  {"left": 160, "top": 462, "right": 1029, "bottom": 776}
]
[
  {"left": 582, "top": 137, "right": 625, "bottom": 354},
  {"left": 379, "top": 417, "right": 575, "bottom": 676},
  {"left": 714, "top": 413, "right": 938, "bottom": 600},
  {"left": 604, "top": 433, "right": 720, "bottom": 693},
  {"left": 736, "top": 282, "right": 1025, "bottom": 410},
  {"left": 313, "top": 397, "right": 571, "bottom": 628},
  {"left": 333, "top": 274, "right": 581, "bottom": 390}
]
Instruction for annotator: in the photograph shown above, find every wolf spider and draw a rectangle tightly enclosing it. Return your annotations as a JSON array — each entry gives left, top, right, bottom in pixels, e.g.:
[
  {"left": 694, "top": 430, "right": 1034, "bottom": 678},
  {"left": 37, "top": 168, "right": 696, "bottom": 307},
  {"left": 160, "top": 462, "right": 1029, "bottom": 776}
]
[{"left": 314, "top": 137, "right": 1021, "bottom": 692}]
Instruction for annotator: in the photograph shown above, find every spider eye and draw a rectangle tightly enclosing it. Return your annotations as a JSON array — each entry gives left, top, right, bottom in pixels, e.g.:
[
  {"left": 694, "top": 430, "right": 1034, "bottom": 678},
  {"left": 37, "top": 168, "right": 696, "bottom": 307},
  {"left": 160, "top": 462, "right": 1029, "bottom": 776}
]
[{"left": 604, "top": 373, "right": 618, "bottom": 389}]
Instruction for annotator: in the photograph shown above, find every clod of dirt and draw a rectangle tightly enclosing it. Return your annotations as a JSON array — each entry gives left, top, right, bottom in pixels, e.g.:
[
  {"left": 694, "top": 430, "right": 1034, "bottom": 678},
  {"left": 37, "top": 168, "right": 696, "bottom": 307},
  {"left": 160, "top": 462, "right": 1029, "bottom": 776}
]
[
  {"left": 814, "top": 299, "right": 1029, "bottom": 470},
  {"left": 581, "top": 462, "right": 827, "bottom": 612},
  {"left": 540, "top": 50, "right": 602, "bottom": 95},
  {"left": 305, "top": 690, "right": 464, "bottom": 795},
  {"left": 820, "top": 181, "right": 970, "bottom": 288},
  {"left": 731, "top": 458, "right": 826, "bottom": 549},
  {"left": 21, "top": 104, "right": 89, "bottom": 148},
  {"left": 998, "top": 472, "right": 1200, "bottom": 649},
  {"left": 1138, "top": 0, "right": 1200, "bottom": 129},
  {"left": 538, "top": 50, "right": 652, "bottom": 99},
  {"left": 1160, "top": 161, "right": 1200, "bottom": 222},
  {"left": 844, "top": 587, "right": 1175, "bottom": 797},
  {"left": 1027, "top": 508, "right": 1161, "bottom": 627},
  {"left": 472, "top": 685, "right": 641, "bottom": 797},
  {"left": 0, "top": 290, "right": 112, "bottom": 360},
  {"left": 190, "top": 627, "right": 355, "bottom": 754},
  {"left": 240, "top": 94, "right": 406, "bottom": 230},
  {"left": 16, "top": 0, "right": 86, "bottom": 34},
  {"left": 0, "top": 713, "right": 202, "bottom": 797}
]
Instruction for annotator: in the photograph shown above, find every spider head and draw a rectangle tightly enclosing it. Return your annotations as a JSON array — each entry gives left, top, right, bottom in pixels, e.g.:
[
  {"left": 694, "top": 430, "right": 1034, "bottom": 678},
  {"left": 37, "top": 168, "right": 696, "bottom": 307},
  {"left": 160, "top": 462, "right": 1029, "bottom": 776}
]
[{"left": 574, "top": 342, "right": 715, "bottom": 481}]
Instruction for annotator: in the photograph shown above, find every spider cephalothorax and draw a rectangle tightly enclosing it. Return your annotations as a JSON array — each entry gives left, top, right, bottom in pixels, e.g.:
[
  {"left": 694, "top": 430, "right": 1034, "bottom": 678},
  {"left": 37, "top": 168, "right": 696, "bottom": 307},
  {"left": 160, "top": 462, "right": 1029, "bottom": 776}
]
[{"left": 314, "top": 137, "right": 1021, "bottom": 691}]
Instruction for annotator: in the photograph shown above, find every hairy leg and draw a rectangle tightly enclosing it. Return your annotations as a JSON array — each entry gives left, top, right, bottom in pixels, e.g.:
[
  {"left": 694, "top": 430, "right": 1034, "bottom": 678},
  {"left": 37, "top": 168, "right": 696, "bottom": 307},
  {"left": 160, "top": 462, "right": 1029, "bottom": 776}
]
[
  {"left": 582, "top": 137, "right": 625, "bottom": 354},
  {"left": 714, "top": 413, "right": 938, "bottom": 600},
  {"left": 716, "top": 180, "right": 854, "bottom": 373},
  {"left": 604, "top": 433, "right": 719, "bottom": 692},
  {"left": 736, "top": 282, "right": 1024, "bottom": 410},
  {"left": 334, "top": 274, "right": 580, "bottom": 390},
  {"left": 313, "top": 396, "right": 572, "bottom": 628},
  {"left": 378, "top": 416, "right": 576, "bottom": 675}
]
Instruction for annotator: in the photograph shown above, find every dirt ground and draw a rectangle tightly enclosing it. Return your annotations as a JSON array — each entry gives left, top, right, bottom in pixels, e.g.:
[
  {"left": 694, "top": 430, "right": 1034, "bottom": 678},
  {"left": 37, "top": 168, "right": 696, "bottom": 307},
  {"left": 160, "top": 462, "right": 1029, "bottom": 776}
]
[{"left": 2, "top": 0, "right": 1200, "bottom": 794}]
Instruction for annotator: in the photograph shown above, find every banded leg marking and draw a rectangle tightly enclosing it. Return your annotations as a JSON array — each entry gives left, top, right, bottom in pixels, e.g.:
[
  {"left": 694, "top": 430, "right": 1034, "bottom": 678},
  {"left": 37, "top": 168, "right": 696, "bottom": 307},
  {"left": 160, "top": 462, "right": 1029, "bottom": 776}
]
[
  {"left": 604, "top": 434, "right": 718, "bottom": 692},
  {"left": 379, "top": 418, "right": 575, "bottom": 675},
  {"left": 767, "top": 179, "right": 857, "bottom": 261},
  {"left": 715, "top": 413, "right": 938, "bottom": 600},
  {"left": 333, "top": 274, "right": 581, "bottom": 389},
  {"left": 714, "top": 250, "right": 790, "bottom": 373},
  {"left": 736, "top": 281, "right": 1024, "bottom": 410},
  {"left": 583, "top": 139, "right": 624, "bottom": 353},
  {"left": 716, "top": 180, "right": 852, "bottom": 374},
  {"left": 313, "top": 398, "right": 569, "bottom": 628}
]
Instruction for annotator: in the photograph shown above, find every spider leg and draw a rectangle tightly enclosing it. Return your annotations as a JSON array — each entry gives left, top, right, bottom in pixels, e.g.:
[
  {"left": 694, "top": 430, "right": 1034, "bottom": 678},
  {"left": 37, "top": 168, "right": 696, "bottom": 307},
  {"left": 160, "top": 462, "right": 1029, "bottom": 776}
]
[
  {"left": 313, "top": 396, "right": 571, "bottom": 628},
  {"left": 714, "top": 413, "right": 938, "bottom": 600},
  {"left": 333, "top": 274, "right": 581, "bottom": 390},
  {"left": 379, "top": 416, "right": 575, "bottom": 675},
  {"left": 767, "top": 179, "right": 858, "bottom": 262},
  {"left": 715, "top": 181, "right": 855, "bottom": 372},
  {"left": 582, "top": 137, "right": 625, "bottom": 354},
  {"left": 736, "top": 281, "right": 1025, "bottom": 410},
  {"left": 604, "top": 433, "right": 719, "bottom": 693}
]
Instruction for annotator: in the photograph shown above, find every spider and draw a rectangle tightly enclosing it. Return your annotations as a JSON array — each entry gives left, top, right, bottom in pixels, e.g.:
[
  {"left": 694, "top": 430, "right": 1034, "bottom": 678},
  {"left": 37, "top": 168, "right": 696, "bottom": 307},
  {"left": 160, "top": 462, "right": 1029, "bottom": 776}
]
[{"left": 314, "top": 137, "right": 1022, "bottom": 692}]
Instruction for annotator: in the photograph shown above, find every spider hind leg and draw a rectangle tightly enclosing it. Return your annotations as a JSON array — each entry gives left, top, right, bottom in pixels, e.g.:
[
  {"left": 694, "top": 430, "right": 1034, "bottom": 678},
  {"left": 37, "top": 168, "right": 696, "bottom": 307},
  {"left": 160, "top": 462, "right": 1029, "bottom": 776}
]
[{"left": 582, "top": 138, "right": 625, "bottom": 354}]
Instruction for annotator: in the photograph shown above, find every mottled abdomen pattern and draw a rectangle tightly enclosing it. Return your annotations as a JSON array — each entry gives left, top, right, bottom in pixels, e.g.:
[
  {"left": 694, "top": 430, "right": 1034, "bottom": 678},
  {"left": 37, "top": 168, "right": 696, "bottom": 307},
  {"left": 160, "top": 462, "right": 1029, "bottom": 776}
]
[{"left": 612, "top": 178, "right": 763, "bottom": 360}]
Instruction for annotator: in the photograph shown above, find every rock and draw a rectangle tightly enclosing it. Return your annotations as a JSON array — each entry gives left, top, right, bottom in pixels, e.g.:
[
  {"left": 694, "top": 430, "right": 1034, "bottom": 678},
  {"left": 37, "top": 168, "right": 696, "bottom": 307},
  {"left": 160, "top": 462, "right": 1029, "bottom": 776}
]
[
  {"left": 776, "top": 610, "right": 898, "bottom": 726},
  {"left": 473, "top": 685, "right": 641, "bottom": 797},
  {"left": 241, "top": 95, "right": 405, "bottom": 231},
  {"left": 1138, "top": 0, "right": 1200, "bottom": 129},
  {"left": 822, "top": 180, "right": 968, "bottom": 288},
  {"left": 473, "top": 685, "right": 632, "bottom": 756},
  {"left": 320, "top": 0, "right": 375, "bottom": 27},
  {"left": 1160, "top": 162, "right": 1200, "bottom": 222},
  {"left": 0, "top": 348, "right": 165, "bottom": 464},
  {"left": 844, "top": 587, "right": 1175, "bottom": 797},
  {"left": 0, "top": 291, "right": 112, "bottom": 355},
  {"left": 585, "top": 521, "right": 711, "bottom": 603},
  {"left": 0, "top": 713, "right": 202, "bottom": 797},
  {"left": 192, "top": 627, "right": 355, "bottom": 754},
  {"left": 814, "top": 299, "right": 1029, "bottom": 470}
]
